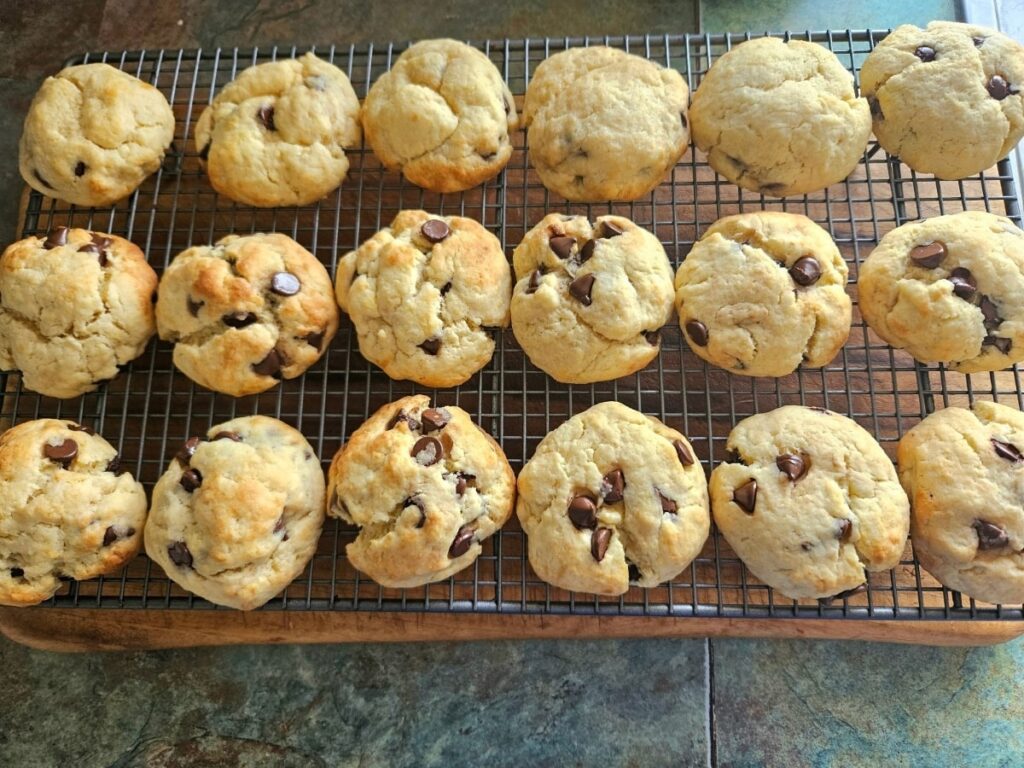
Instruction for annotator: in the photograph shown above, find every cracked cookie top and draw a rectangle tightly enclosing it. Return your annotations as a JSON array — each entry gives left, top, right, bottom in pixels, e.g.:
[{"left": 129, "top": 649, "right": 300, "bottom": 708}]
[
  {"left": 510, "top": 213, "right": 674, "bottom": 384},
  {"left": 674, "top": 211, "right": 851, "bottom": 377},
  {"left": 522, "top": 46, "right": 689, "bottom": 202},
  {"left": 0, "top": 418, "right": 148, "bottom": 606},
  {"left": 516, "top": 401, "right": 709, "bottom": 596},
  {"left": 860, "top": 22, "right": 1024, "bottom": 179},
  {"left": 363, "top": 39, "right": 518, "bottom": 193},
  {"left": 858, "top": 211, "right": 1024, "bottom": 373},
  {"left": 194, "top": 52, "right": 361, "bottom": 207},
  {"left": 335, "top": 210, "right": 512, "bottom": 388},
  {"left": 710, "top": 406, "right": 910, "bottom": 600},
  {"left": 19, "top": 63, "right": 175, "bottom": 208},
  {"left": 155, "top": 232, "right": 339, "bottom": 397},
  {"left": 145, "top": 416, "right": 325, "bottom": 610},
  {"left": 327, "top": 395, "right": 516, "bottom": 587},
  {"left": 898, "top": 400, "right": 1024, "bottom": 605},
  {"left": 0, "top": 226, "right": 158, "bottom": 399},
  {"left": 690, "top": 37, "right": 871, "bottom": 197}
]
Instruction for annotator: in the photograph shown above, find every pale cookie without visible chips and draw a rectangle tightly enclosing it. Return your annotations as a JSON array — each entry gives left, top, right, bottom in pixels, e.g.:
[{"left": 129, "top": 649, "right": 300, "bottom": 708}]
[
  {"left": 860, "top": 22, "right": 1024, "bottom": 179},
  {"left": 0, "top": 226, "right": 158, "bottom": 398},
  {"left": 710, "top": 406, "right": 910, "bottom": 600},
  {"left": 690, "top": 37, "right": 871, "bottom": 197},
  {"left": 145, "top": 416, "right": 325, "bottom": 610},
  {"left": 517, "top": 402, "right": 709, "bottom": 595},
  {"left": 675, "top": 212, "right": 851, "bottom": 377},
  {"left": 327, "top": 395, "right": 516, "bottom": 587},
  {"left": 858, "top": 211, "right": 1024, "bottom": 373},
  {"left": 899, "top": 401, "right": 1024, "bottom": 605},
  {"left": 336, "top": 210, "right": 511, "bottom": 388},
  {"left": 19, "top": 63, "right": 175, "bottom": 207},
  {"left": 195, "top": 52, "right": 361, "bottom": 207},
  {"left": 511, "top": 213, "right": 674, "bottom": 383},
  {"left": 522, "top": 46, "right": 689, "bottom": 201},
  {"left": 0, "top": 419, "right": 147, "bottom": 607},
  {"left": 363, "top": 39, "right": 518, "bottom": 193},
  {"left": 156, "top": 232, "right": 339, "bottom": 397}
]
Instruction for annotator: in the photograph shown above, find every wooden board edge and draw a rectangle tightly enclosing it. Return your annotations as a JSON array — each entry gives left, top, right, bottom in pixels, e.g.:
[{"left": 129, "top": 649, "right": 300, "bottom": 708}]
[{"left": 1, "top": 608, "right": 1021, "bottom": 652}]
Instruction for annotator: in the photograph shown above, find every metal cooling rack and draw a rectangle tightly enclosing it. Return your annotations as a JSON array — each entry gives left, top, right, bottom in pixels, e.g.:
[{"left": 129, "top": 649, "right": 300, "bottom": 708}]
[{"left": 9, "top": 30, "right": 1024, "bottom": 623}]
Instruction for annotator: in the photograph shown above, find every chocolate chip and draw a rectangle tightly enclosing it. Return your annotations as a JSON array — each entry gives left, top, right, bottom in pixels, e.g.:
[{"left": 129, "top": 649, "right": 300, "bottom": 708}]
[
  {"left": 419, "top": 337, "right": 441, "bottom": 355},
  {"left": 270, "top": 271, "right": 301, "bottom": 296},
  {"left": 733, "top": 479, "right": 757, "bottom": 514},
  {"left": 868, "top": 96, "right": 883, "bottom": 119},
  {"left": 179, "top": 468, "right": 202, "bottom": 492},
  {"left": 43, "top": 227, "right": 68, "bottom": 249},
  {"left": 43, "top": 438, "right": 78, "bottom": 468},
  {"left": 685, "top": 319, "right": 708, "bottom": 346},
  {"left": 910, "top": 241, "right": 945, "bottom": 269},
  {"left": 580, "top": 239, "right": 597, "bottom": 262},
  {"left": 448, "top": 525, "right": 474, "bottom": 558},
  {"left": 549, "top": 235, "right": 575, "bottom": 259},
  {"left": 568, "top": 495, "right": 598, "bottom": 530},
  {"left": 601, "top": 221, "right": 625, "bottom": 239},
  {"left": 252, "top": 348, "right": 284, "bottom": 377},
  {"left": 168, "top": 541, "right": 193, "bottom": 568},
  {"left": 106, "top": 454, "right": 125, "bottom": 474},
  {"left": 403, "top": 496, "right": 427, "bottom": 528},
  {"left": 527, "top": 269, "right": 543, "bottom": 294},
  {"left": 199, "top": 142, "right": 211, "bottom": 161},
  {"left": 212, "top": 431, "right": 241, "bottom": 442},
  {"left": 257, "top": 104, "right": 276, "bottom": 130},
  {"left": 176, "top": 436, "right": 201, "bottom": 466},
  {"left": 454, "top": 472, "right": 474, "bottom": 495},
  {"left": 984, "top": 336, "right": 1012, "bottom": 354},
  {"left": 776, "top": 453, "right": 808, "bottom": 481},
  {"left": 914, "top": 45, "right": 936, "bottom": 62},
  {"left": 837, "top": 519, "right": 852, "bottom": 543},
  {"left": 601, "top": 469, "right": 625, "bottom": 504},
  {"left": 973, "top": 36, "right": 985, "bottom": 47},
  {"left": 644, "top": 330, "right": 660, "bottom": 346},
  {"left": 658, "top": 492, "right": 677, "bottom": 514},
  {"left": 789, "top": 256, "right": 821, "bottom": 287},
  {"left": 569, "top": 274, "right": 595, "bottom": 306},
  {"left": 67, "top": 423, "right": 95, "bottom": 436},
  {"left": 440, "top": 281, "right": 453, "bottom": 296},
  {"left": 303, "top": 330, "right": 325, "bottom": 350},
  {"left": 411, "top": 436, "right": 443, "bottom": 466},
  {"left": 987, "top": 75, "right": 1011, "bottom": 100},
  {"left": 387, "top": 410, "right": 421, "bottom": 431},
  {"left": 973, "top": 519, "right": 1009, "bottom": 550},
  {"left": 9, "top": 567, "right": 24, "bottom": 578},
  {"left": 991, "top": 438, "right": 1023, "bottom": 462},
  {"left": 591, "top": 527, "right": 613, "bottom": 562},
  {"left": 627, "top": 563, "right": 642, "bottom": 582},
  {"left": 187, "top": 297, "right": 204, "bottom": 317},
  {"left": 980, "top": 295, "right": 1001, "bottom": 328},
  {"left": 949, "top": 267, "right": 976, "bottom": 300},
  {"left": 223, "top": 312, "right": 257, "bottom": 328},
  {"left": 421, "top": 219, "right": 451, "bottom": 243},
  {"left": 102, "top": 525, "right": 135, "bottom": 547},
  {"left": 421, "top": 408, "right": 449, "bottom": 433},
  {"left": 672, "top": 439, "right": 694, "bottom": 467}
]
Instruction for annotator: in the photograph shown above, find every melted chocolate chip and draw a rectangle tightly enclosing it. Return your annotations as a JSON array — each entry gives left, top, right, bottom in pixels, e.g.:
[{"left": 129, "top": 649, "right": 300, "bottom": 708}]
[
  {"left": 67, "top": 423, "right": 95, "bottom": 436},
  {"left": 568, "top": 495, "right": 598, "bottom": 530},
  {"left": 868, "top": 96, "right": 884, "bottom": 119},
  {"left": 43, "top": 438, "right": 78, "bottom": 468},
  {"left": 580, "top": 239, "right": 597, "bottom": 262},
  {"left": 419, "top": 337, "right": 441, "bottom": 355},
  {"left": 448, "top": 525, "right": 475, "bottom": 558},
  {"left": 440, "top": 281, "right": 452, "bottom": 296},
  {"left": 421, "top": 408, "right": 449, "bottom": 433},
  {"left": 600, "top": 469, "right": 625, "bottom": 504},
  {"left": 252, "top": 349, "right": 284, "bottom": 377},
  {"left": 910, "top": 241, "right": 945, "bottom": 269},
  {"left": 837, "top": 519, "right": 852, "bottom": 543},
  {"left": 527, "top": 269, "right": 543, "bottom": 294},
  {"left": 980, "top": 295, "right": 1001, "bottom": 328},
  {"left": 733, "top": 479, "right": 757, "bottom": 514},
  {"left": 411, "top": 436, "right": 443, "bottom": 466},
  {"left": 10, "top": 567, "right": 24, "bottom": 578},
  {"left": 187, "top": 297, "right": 204, "bottom": 317},
  {"left": 454, "top": 472, "right": 475, "bottom": 495},
  {"left": 303, "top": 330, "right": 325, "bottom": 350},
  {"left": 644, "top": 330, "right": 660, "bottom": 346},
  {"left": 549, "top": 235, "right": 575, "bottom": 259},
  {"left": 270, "top": 271, "right": 301, "bottom": 296},
  {"left": 168, "top": 541, "right": 193, "bottom": 568},
  {"left": 74, "top": 161, "right": 86, "bottom": 177},
  {"left": 176, "top": 436, "right": 201, "bottom": 466},
  {"left": 973, "top": 519, "right": 1009, "bottom": 550},
  {"left": 991, "top": 438, "right": 1024, "bottom": 462},
  {"left": 673, "top": 440, "right": 694, "bottom": 467},
  {"left": 223, "top": 312, "right": 257, "bottom": 328},
  {"left": 102, "top": 525, "right": 135, "bottom": 547},
  {"left": 685, "top": 320, "right": 708, "bottom": 346},
  {"left": 776, "top": 453, "right": 808, "bottom": 481},
  {"left": 421, "top": 219, "right": 451, "bottom": 243},
  {"left": 212, "top": 431, "right": 241, "bottom": 442},
  {"left": 569, "top": 274, "right": 595, "bottom": 306},
  {"left": 43, "top": 227, "right": 69, "bottom": 249},
  {"left": 658, "top": 492, "right": 677, "bottom": 514},
  {"left": 257, "top": 104, "right": 276, "bottom": 130},
  {"left": 789, "top": 257, "right": 821, "bottom": 286},
  {"left": 591, "top": 527, "right": 613, "bottom": 562},
  {"left": 387, "top": 410, "right": 420, "bottom": 431},
  {"left": 987, "top": 75, "right": 1011, "bottom": 100},
  {"left": 627, "top": 562, "right": 642, "bottom": 582},
  {"left": 973, "top": 36, "right": 986, "bottom": 47},
  {"left": 106, "top": 454, "right": 125, "bottom": 474},
  {"left": 914, "top": 45, "right": 936, "bottom": 62},
  {"left": 949, "top": 267, "right": 976, "bottom": 300},
  {"left": 179, "top": 468, "right": 202, "bottom": 492}
]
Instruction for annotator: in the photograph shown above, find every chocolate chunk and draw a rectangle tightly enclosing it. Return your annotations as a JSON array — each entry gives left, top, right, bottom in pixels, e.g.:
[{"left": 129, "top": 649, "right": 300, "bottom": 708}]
[
  {"left": 549, "top": 235, "right": 575, "bottom": 259},
  {"left": 685, "top": 319, "right": 708, "bottom": 346},
  {"left": 167, "top": 541, "right": 193, "bottom": 568},
  {"left": 568, "top": 495, "right": 598, "bottom": 530},
  {"left": 868, "top": 96, "right": 883, "bottom": 119},
  {"left": 591, "top": 527, "right": 612, "bottom": 562},
  {"left": 411, "top": 436, "right": 443, "bottom": 466},
  {"left": 199, "top": 142, "right": 211, "bottom": 161},
  {"left": 43, "top": 438, "right": 78, "bottom": 468},
  {"left": 43, "top": 227, "right": 68, "bottom": 249},
  {"left": 212, "top": 431, "right": 241, "bottom": 442},
  {"left": 973, "top": 519, "right": 1009, "bottom": 550},
  {"left": 527, "top": 269, "right": 543, "bottom": 294},
  {"left": 673, "top": 439, "right": 694, "bottom": 467},
  {"left": 987, "top": 75, "right": 1011, "bottom": 100},
  {"left": 303, "top": 330, "right": 325, "bottom": 350},
  {"left": 733, "top": 479, "right": 757, "bottom": 514},
  {"left": 448, "top": 525, "right": 475, "bottom": 558},
  {"left": 580, "top": 239, "right": 597, "bottom": 262},
  {"left": 644, "top": 330, "right": 660, "bottom": 346},
  {"left": 914, "top": 45, "right": 936, "bottom": 62},
  {"left": 789, "top": 256, "right": 821, "bottom": 287},
  {"left": 600, "top": 221, "right": 624, "bottom": 239},
  {"left": 421, "top": 408, "right": 449, "bottom": 433},
  {"left": 257, "top": 104, "right": 276, "bottom": 130},
  {"left": 102, "top": 525, "right": 135, "bottom": 547},
  {"left": 984, "top": 336, "right": 1012, "bottom": 354},
  {"left": 421, "top": 219, "right": 451, "bottom": 243},
  {"left": 187, "top": 296, "right": 204, "bottom": 317},
  {"left": 909, "top": 241, "right": 945, "bottom": 269},
  {"left": 601, "top": 469, "right": 625, "bottom": 504},
  {"left": 252, "top": 348, "right": 283, "bottom": 377},
  {"left": 979, "top": 295, "right": 1000, "bottom": 328},
  {"left": 67, "top": 423, "right": 95, "bottom": 436},
  {"left": 440, "top": 281, "right": 452, "bottom": 296},
  {"left": 837, "top": 519, "right": 852, "bottom": 543},
  {"left": 10, "top": 567, "right": 24, "bottom": 578},
  {"left": 179, "top": 468, "right": 202, "bottom": 492},
  {"left": 627, "top": 563, "right": 642, "bottom": 582},
  {"left": 569, "top": 274, "right": 595, "bottom": 306},
  {"left": 991, "top": 438, "right": 1023, "bottom": 462},
  {"left": 387, "top": 410, "right": 420, "bottom": 431},
  {"left": 176, "top": 436, "right": 201, "bottom": 466},
  {"left": 948, "top": 267, "right": 976, "bottom": 301},
  {"left": 419, "top": 337, "right": 441, "bottom": 355},
  {"left": 270, "top": 271, "right": 301, "bottom": 296},
  {"left": 223, "top": 312, "right": 257, "bottom": 328},
  {"left": 658, "top": 492, "right": 677, "bottom": 514},
  {"left": 776, "top": 453, "right": 808, "bottom": 481},
  {"left": 74, "top": 161, "right": 86, "bottom": 177}
]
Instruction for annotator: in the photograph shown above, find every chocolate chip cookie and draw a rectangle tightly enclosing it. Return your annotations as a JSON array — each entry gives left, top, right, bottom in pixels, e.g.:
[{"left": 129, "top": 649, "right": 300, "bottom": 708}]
[
  {"left": 363, "top": 39, "right": 518, "bottom": 193},
  {"left": 19, "top": 63, "right": 175, "bottom": 207},
  {"left": 0, "top": 419, "right": 147, "bottom": 607},
  {"left": 522, "top": 46, "right": 689, "bottom": 201},
  {"left": 709, "top": 406, "right": 910, "bottom": 600},
  {"left": 145, "top": 416, "right": 326, "bottom": 610},
  {"left": 860, "top": 22, "right": 1024, "bottom": 179},
  {"left": 335, "top": 210, "right": 512, "bottom": 387},
  {"left": 858, "top": 211, "right": 1024, "bottom": 373},
  {"left": 156, "top": 232, "right": 339, "bottom": 397},
  {"left": 690, "top": 37, "right": 871, "bottom": 197},
  {"left": 899, "top": 400, "right": 1024, "bottom": 605},
  {"left": 195, "top": 52, "right": 361, "bottom": 207},
  {"left": 510, "top": 214, "right": 674, "bottom": 383},
  {"left": 517, "top": 402, "right": 709, "bottom": 595},
  {"left": 674, "top": 212, "right": 851, "bottom": 376},
  {"left": 0, "top": 227, "right": 158, "bottom": 398},
  {"left": 327, "top": 395, "right": 516, "bottom": 587}
]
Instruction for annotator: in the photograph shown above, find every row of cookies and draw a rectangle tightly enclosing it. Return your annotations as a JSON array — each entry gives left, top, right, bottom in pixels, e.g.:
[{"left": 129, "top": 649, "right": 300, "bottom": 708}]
[
  {"left": 21, "top": 23, "right": 1023, "bottom": 211},
  {"left": 4, "top": 395, "right": 1021, "bottom": 609}
]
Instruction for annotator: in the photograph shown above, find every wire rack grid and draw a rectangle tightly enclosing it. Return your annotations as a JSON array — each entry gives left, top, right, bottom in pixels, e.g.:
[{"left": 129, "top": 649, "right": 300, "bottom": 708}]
[{"left": 8, "top": 30, "right": 1024, "bottom": 623}]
